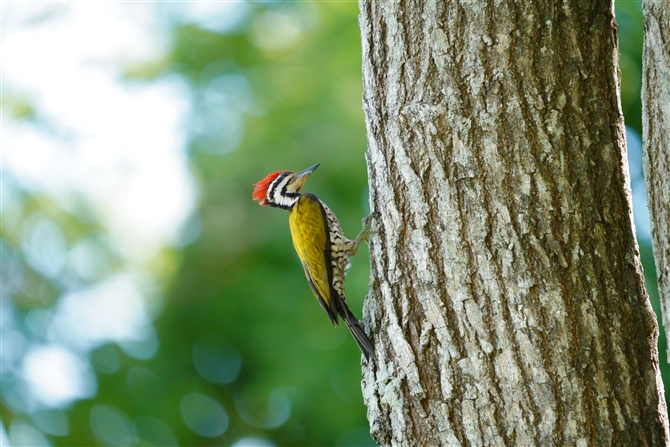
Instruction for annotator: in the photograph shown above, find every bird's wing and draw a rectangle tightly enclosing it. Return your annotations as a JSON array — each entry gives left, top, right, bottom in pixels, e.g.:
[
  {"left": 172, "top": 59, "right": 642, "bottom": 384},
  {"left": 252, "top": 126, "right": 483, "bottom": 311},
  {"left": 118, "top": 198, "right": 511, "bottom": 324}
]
[{"left": 289, "top": 194, "right": 338, "bottom": 325}]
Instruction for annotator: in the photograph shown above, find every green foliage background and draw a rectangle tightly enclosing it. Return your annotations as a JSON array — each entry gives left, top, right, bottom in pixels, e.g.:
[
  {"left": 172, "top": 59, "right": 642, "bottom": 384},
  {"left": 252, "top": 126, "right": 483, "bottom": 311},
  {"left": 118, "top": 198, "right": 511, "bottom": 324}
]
[{"left": 2, "top": 2, "right": 663, "bottom": 447}]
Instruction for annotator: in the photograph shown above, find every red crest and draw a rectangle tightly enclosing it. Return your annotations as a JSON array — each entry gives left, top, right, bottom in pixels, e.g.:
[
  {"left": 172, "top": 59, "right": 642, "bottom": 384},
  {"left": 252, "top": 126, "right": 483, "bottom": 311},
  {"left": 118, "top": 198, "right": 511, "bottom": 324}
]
[{"left": 252, "top": 171, "right": 287, "bottom": 206}]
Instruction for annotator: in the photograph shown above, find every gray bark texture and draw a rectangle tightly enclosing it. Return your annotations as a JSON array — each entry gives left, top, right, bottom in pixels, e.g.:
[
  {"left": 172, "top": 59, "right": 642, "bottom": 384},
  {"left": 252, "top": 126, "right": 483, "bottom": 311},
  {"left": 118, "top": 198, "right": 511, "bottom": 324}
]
[
  {"left": 358, "top": 1, "right": 670, "bottom": 446},
  {"left": 643, "top": 0, "right": 670, "bottom": 362}
]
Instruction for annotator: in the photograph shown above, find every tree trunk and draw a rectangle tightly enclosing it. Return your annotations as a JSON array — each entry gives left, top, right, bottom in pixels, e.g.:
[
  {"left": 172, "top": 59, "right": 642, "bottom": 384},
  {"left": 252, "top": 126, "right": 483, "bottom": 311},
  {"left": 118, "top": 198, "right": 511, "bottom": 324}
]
[
  {"left": 359, "top": 1, "right": 669, "bottom": 445},
  {"left": 643, "top": 0, "right": 670, "bottom": 363}
]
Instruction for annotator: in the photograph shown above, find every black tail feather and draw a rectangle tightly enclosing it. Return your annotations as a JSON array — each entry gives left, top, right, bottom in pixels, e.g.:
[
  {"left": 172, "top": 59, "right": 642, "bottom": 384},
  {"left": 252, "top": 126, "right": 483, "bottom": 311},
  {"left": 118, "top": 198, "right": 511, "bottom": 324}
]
[{"left": 343, "top": 313, "right": 374, "bottom": 362}]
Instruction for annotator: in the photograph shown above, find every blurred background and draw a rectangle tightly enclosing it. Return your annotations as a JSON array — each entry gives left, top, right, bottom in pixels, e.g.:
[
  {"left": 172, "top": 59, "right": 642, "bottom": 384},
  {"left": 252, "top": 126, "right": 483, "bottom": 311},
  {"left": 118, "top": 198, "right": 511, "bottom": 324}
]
[{"left": 0, "top": 2, "right": 660, "bottom": 446}]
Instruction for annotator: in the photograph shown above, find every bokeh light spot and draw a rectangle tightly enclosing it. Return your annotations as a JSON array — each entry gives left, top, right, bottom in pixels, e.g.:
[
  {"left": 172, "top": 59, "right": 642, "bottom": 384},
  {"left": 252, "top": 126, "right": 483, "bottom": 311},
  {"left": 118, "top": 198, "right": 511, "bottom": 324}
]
[
  {"left": 23, "top": 345, "right": 97, "bottom": 408},
  {"left": 30, "top": 409, "right": 70, "bottom": 437},
  {"left": 192, "top": 336, "right": 241, "bottom": 385},
  {"left": 626, "top": 127, "right": 652, "bottom": 241},
  {"left": 21, "top": 218, "right": 67, "bottom": 279},
  {"left": 118, "top": 326, "right": 159, "bottom": 360},
  {"left": 0, "top": 239, "right": 25, "bottom": 298},
  {"left": 9, "top": 420, "right": 51, "bottom": 447},
  {"left": 164, "top": 1, "right": 250, "bottom": 34},
  {"left": 231, "top": 437, "right": 276, "bottom": 447},
  {"left": 48, "top": 275, "right": 151, "bottom": 352},
  {"left": 135, "top": 415, "right": 178, "bottom": 447},
  {"left": 68, "top": 238, "right": 110, "bottom": 282},
  {"left": 89, "top": 404, "right": 135, "bottom": 447},
  {"left": 180, "top": 392, "right": 229, "bottom": 438},
  {"left": 235, "top": 388, "right": 291, "bottom": 429},
  {"left": 250, "top": 4, "right": 317, "bottom": 51},
  {"left": 1, "top": 327, "right": 27, "bottom": 376}
]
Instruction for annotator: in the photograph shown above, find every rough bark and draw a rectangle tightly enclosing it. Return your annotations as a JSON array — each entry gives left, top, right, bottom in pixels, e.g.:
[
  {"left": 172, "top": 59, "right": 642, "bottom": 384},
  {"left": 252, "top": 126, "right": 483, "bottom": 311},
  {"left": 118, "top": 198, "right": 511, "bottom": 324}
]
[
  {"left": 359, "top": 1, "right": 669, "bottom": 446},
  {"left": 643, "top": 0, "right": 670, "bottom": 362}
]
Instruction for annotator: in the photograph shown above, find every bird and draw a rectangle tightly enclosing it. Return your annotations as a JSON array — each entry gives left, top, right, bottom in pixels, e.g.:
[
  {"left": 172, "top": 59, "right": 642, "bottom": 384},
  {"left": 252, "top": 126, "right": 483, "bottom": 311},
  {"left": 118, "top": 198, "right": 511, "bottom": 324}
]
[{"left": 252, "top": 163, "right": 375, "bottom": 361}]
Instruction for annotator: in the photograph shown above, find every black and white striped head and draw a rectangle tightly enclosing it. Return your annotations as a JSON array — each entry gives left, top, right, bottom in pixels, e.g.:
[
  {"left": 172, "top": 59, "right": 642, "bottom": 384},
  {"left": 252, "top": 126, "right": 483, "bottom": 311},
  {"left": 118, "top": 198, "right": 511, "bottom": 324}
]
[{"left": 252, "top": 163, "right": 319, "bottom": 210}]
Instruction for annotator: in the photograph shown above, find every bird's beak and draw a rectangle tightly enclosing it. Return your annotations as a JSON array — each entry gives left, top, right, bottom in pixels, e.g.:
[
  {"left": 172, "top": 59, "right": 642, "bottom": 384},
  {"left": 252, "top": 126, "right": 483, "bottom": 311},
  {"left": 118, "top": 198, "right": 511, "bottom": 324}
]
[{"left": 296, "top": 163, "right": 320, "bottom": 179}]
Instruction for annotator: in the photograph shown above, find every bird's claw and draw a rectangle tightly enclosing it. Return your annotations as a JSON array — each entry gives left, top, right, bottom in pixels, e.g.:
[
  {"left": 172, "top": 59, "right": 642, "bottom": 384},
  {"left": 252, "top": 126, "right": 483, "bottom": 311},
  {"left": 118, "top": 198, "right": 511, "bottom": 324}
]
[{"left": 361, "top": 212, "right": 380, "bottom": 236}]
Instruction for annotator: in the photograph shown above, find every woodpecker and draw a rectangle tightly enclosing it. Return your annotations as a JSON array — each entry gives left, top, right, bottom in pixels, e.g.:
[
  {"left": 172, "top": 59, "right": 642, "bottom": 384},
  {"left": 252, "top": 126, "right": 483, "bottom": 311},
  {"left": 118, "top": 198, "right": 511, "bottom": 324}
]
[{"left": 252, "top": 163, "right": 374, "bottom": 361}]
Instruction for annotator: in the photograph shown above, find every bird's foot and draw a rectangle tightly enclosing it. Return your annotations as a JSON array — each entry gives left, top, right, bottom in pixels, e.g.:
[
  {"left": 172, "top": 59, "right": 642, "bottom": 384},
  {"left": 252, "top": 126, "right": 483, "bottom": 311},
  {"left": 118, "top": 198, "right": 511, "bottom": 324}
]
[{"left": 347, "top": 212, "right": 379, "bottom": 257}]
